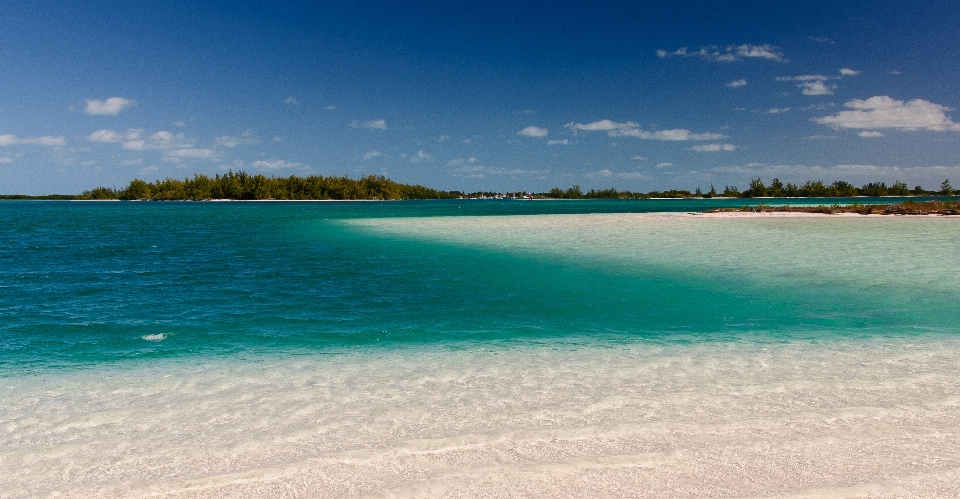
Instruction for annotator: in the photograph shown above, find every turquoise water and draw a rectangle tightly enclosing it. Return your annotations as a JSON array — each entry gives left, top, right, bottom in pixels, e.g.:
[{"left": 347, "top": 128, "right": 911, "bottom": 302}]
[
  {"left": 2, "top": 199, "right": 957, "bottom": 372},
  {"left": 3, "top": 200, "right": 960, "bottom": 497}
]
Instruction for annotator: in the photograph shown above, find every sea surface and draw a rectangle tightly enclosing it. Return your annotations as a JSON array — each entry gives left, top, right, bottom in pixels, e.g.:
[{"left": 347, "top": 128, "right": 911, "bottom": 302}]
[{"left": 1, "top": 199, "right": 959, "bottom": 498}]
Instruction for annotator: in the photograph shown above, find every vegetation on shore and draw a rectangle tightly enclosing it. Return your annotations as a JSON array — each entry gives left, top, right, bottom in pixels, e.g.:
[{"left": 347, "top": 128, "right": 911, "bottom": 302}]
[
  {"left": 1, "top": 172, "right": 956, "bottom": 201},
  {"left": 543, "top": 178, "right": 954, "bottom": 199},
  {"left": 76, "top": 171, "right": 451, "bottom": 200},
  {"left": 704, "top": 199, "right": 960, "bottom": 216}
]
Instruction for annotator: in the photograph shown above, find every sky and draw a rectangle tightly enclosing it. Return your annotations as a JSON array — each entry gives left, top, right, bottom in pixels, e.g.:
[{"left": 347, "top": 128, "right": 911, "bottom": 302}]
[{"left": 2, "top": 0, "right": 959, "bottom": 194}]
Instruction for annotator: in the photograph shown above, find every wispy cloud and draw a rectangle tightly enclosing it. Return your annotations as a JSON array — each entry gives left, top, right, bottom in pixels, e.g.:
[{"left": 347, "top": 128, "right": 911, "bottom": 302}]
[
  {"left": 363, "top": 151, "right": 381, "bottom": 160},
  {"left": 814, "top": 96, "right": 960, "bottom": 131},
  {"left": 351, "top": 119, "right": 387, "bottom": 131},
  {"left": 446, "top": 157, "right": 478, "bottom": 166},
  {"left": 858, "top": 131, "right": 884, "bottom": 137},
  {"left": 85, "top": 97, "right": 135, "bottom": 116},
  {"left": 839, "top": 68, "right": 861, "bottom": 76},
  {"left": 586, "top": 169, "right": 650, "bottom": 180},
  {"left": 692, "top": 143, "right": 736, "bottom": 152},
  {"left": 518, "top": 126, "right": 548, "bottom": 138},
  {"left": 726, "top": 79, "right": 747, "bottom": 88},
  {"left": 410, "top": 150, "right": 432, "bottom": 163},
  {"left": 565, "top": 120, "right": 724, "bottom": 141},
  {"left": 285, "top": 97, "right": 299, "bottom": 105},
  {"left": 164, "top": 148, "right": 219, "bottom": 160},
  {"left": 657, "top": 44, "right": 784, "bottom": 62},
  {"left": 86, "top": 129, "right": 122, "bottom": 143},
  {"left": 547, "top": 139, "right": 569, "bottom": 145},
  {"left": 249, "top": 159, "right": 303, "bottom": 170},
  {"left": 800, "top": 81, "right": 835, "bottom": 95},
  {"left": 213, "top": 132, "right": 259, "bottom": 148},
  {"left": 0, "top": 134, "right": 66, "bottom": 147}
]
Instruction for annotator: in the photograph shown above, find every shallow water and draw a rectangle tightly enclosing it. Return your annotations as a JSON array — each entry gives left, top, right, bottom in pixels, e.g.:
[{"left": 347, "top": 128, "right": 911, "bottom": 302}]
[{"left": 1, "top": 201, "right": 958, "bottom": 497}]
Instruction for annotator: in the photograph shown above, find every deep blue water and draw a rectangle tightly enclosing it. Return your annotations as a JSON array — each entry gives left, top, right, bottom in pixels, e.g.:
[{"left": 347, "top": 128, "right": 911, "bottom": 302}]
[{"left": 1, "top": 199, "right": 957, "bottom": 372}]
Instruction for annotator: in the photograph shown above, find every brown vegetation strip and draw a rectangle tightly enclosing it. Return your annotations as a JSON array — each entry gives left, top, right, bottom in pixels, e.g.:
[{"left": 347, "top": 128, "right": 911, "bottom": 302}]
[{"left": 703, "top": 200, "right": 960, "bottom": 216}]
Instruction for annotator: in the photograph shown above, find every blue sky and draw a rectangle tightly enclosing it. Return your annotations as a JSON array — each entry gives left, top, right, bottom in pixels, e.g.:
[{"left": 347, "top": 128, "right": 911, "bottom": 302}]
[{"left": 2, "top": 0, "right": 959, "bottom": 194}]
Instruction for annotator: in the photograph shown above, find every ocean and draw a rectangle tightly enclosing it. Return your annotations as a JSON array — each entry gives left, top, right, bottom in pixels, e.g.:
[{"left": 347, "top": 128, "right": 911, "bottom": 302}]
[{"left": 2, "top": 199, "right": 958, "bottom": 497}]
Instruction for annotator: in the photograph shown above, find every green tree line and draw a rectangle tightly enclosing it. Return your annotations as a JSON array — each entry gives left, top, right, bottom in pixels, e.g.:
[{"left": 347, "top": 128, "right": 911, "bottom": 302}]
[
  {"left": 541, "top": 178, "right": 954, "bottom": 199},
  {"left": 54, "top": 174, "right": 960, "bottom": 201},
  {"left": 78, "top": 171, "right": 452, "bottom": 200}
]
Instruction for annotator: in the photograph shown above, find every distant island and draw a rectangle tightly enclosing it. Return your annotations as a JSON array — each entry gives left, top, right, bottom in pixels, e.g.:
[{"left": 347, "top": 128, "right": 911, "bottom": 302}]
[
  {"left": 703, "top": 199, "right": 960, "bottom": 216},
  {"left": 0, "top": 172, "right": 956, "bottom": 201}
]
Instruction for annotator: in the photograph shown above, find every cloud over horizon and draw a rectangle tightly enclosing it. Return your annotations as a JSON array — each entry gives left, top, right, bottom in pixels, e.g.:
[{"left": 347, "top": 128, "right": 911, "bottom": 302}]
[
  {"left": 657, "top": 43, "right": 784, "bottom": 62},
  {"left": 565, "top": 120, "right": 725, "bottom": 141},
  {"left": 814, "top": 96, "right": 960, "bottom": 131}
]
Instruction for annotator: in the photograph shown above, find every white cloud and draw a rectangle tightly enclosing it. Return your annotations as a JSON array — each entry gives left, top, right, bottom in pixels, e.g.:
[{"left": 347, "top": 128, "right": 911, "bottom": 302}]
[
  {"left": 213, "top": 133, "right": 259, "bottom": 148},
  {"left": 139, "top": 165, "right": 159, "bottom": 174},
  {"left": 518, "top": 126, "right": 548, "bottom": 138},
  {"left": 547, "top": 139, "right": 569, "bottom": 145},
  {"left": 657, "top": 162, "right": 674, "bottom": 168},
  {"left": 410, "top": 150, "right": 432, "bottom": 163},
  {"left": 447, "top": 157, "right": 478, "bottom": 166},
  {"left": 767, "top": 107, "right": 790, "bottom": 114},
  {"left": 631, "top": 156, "right": 646, "bottom": 160},
  {"left": 585, "top": 169, "right": 614, "bottom": 179},
  {"left": 858, "top": 131, "right": 885, "bottom": 137},
  {"left": 777, "top": 74, "right": 834, "bottom": 82},
  {"left": 814, "top": 96, "right": 960, "bottom": 131},
  {"left": 164, "top": 148, "right": 219, "bottom": 160},
  {"left": 840, "top": 68, "right": 860, "bottom": 76},
  {"left": 0, "top": 134, "right": 66, "bottom": 147},
  {"left": 84, "top": 97, "right": 134, "bottom": 116},
  {"left": 692, "top": 143, "right": 736, "bottom": 152},
  {"left": 86, "top": 129, "right": 123, "bottom": 143},
  {"left": 438, "top": 135, "right": 451, "bottom": 142},
  {"left": 801, "top": 81, "right": 834, "bottom": 95},
  {"left": 735, "top": 44, "right": 783, "bottom": 60},
  {"left": 363, "top": 151, "right": 381, "bottom": 160},
  {"left": 727, "top": 79, "right": 747, "bottom": 88},
  {"left": 351, "top": 119, "right": 387, "bottom": 130},
  {"left": 285, "top": 97, "right": 299, "bottom": 105},
  {"left": 564, "top": 120, "right": 724, "bottom": 141},
  {"left": 249, "top": 159, "right": 302, "bottom": 170},
  {"left": 658, "top": 44, "right": 783, "bottom": 62}
]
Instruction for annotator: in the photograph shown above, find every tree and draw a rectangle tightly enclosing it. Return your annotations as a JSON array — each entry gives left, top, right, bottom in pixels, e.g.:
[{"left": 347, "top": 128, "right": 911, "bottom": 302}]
[
  {"left": 769, "top": 178, "right": 784, "bottom": 197},
  {"left": 941, "top": 178, "right": 954, "bottom": 196},
  {"left": 564, "top": 185, "right": 584, "bottom": 199},
  {"left": 121, "top": 179, "right": 151, "bottom": 200},
  {"left": 747, "top": 177, "right": 767, "bottom": 197}
]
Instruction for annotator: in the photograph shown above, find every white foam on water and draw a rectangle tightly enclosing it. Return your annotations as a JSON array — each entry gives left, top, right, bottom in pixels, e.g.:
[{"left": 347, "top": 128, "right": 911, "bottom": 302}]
[
  {"left": 2, "top": 337, "right": 960, "bottom": 498},
  {"left": 141, "top": 333, "right": 167, "bottom": 342}
]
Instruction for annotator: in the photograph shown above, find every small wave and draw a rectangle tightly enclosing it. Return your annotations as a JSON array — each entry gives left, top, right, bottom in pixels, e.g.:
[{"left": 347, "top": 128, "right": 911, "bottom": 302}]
[{"left": 141, "top": 333, "right": 167, "bottom": 342}]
